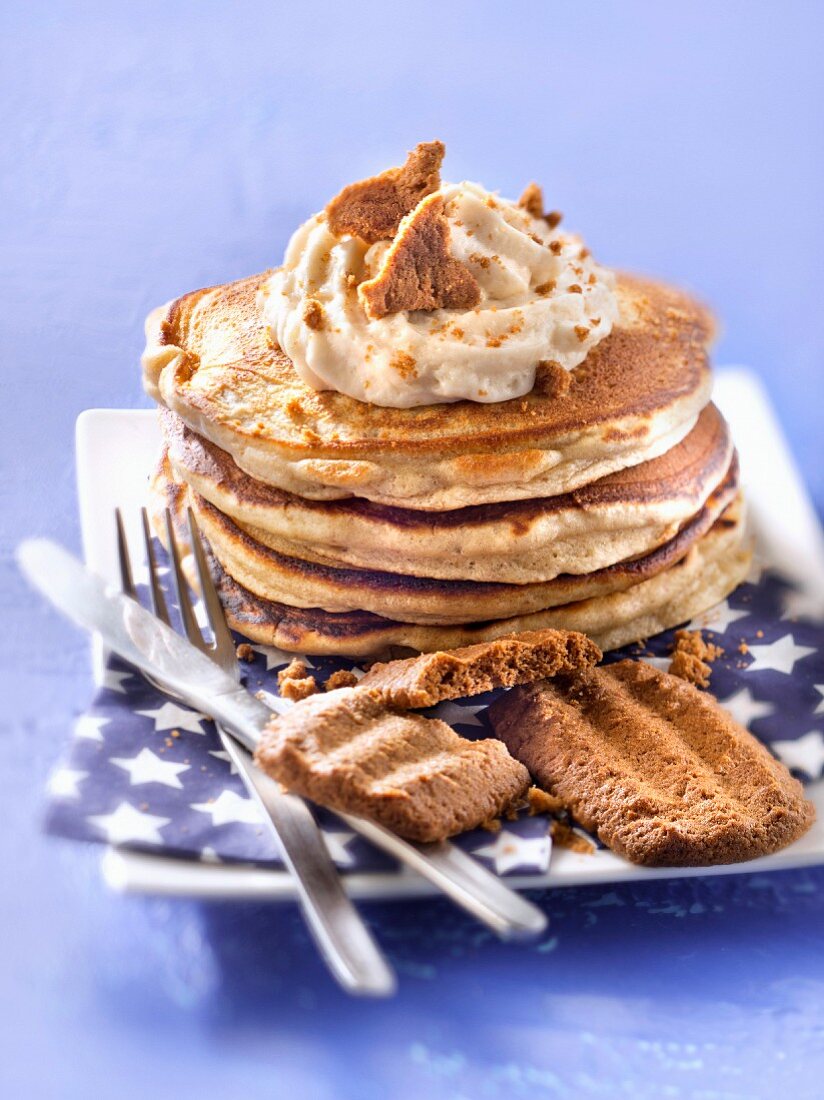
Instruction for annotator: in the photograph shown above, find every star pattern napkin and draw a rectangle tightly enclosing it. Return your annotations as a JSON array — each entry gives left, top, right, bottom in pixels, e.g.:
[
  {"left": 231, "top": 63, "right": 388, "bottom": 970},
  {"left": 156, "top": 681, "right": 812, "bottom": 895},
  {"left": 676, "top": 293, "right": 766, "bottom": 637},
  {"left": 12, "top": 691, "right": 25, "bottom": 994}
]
[{"left": 44, "top": 561, "right": 824, "bottom": 878}]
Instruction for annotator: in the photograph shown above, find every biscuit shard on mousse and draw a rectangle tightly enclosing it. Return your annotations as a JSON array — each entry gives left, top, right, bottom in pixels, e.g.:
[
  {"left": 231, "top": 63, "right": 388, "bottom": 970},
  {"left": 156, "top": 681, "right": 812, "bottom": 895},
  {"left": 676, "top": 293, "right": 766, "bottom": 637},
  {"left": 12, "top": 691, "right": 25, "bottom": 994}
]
[
  {"left": 326, "top": 140, "right": 446, "bottom": 244},
  {"left": 517, "top": 182, "right": 562, "bottom": 229},
  {"left": 254, "top": 687, "right": 530, "bottom": 843},
  {"left": 359, "top": 193, "right": 481, "bottom": 319},
  {"left": 489, "top": 659, "right": 815, "bottom": 867},
  {"left": 358, "top": 629, "right": 601, "bottom": 709},
  {"left": 518, "top": 182, "right": 545, "bottom": 219}
]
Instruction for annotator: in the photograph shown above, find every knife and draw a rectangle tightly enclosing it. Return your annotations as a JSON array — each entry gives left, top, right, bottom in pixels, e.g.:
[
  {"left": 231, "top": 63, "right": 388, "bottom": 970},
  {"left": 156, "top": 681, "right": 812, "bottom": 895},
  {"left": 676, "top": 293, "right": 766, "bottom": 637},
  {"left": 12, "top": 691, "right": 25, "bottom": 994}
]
[{"left": 18, "top": 538, "right": 547, "bottom": 941}]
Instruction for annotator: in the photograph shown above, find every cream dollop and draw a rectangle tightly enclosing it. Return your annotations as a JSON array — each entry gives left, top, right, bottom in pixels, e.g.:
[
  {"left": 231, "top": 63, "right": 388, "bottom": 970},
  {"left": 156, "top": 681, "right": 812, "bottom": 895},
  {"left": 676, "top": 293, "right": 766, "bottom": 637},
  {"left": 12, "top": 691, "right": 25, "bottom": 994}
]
[{"left": 263, "top": 180, "right": 618, "bottom": 407}]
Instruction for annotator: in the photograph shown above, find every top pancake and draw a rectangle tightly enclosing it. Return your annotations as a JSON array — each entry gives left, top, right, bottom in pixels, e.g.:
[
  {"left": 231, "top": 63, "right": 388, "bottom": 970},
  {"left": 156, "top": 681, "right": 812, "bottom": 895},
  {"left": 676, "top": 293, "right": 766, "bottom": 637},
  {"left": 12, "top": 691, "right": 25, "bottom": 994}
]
[{"left": 143, "top": 271, "right": 714, "bottom": 508}]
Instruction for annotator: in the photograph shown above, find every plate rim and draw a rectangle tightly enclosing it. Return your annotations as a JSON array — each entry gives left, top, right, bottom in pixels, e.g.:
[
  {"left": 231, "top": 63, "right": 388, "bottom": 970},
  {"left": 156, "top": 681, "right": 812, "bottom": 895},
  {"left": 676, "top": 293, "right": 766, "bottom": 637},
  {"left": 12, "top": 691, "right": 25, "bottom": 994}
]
[{"left": 74, "top": 369, "right": 824, "bottom": 899}]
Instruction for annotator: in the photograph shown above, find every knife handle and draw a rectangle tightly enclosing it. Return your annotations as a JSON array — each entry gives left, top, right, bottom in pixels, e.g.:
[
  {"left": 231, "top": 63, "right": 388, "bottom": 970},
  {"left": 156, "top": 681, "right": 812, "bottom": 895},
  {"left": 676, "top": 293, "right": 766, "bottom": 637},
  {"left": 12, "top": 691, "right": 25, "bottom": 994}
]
[{"left": 217, "top": 729, "right": 395, "bottom": 997}]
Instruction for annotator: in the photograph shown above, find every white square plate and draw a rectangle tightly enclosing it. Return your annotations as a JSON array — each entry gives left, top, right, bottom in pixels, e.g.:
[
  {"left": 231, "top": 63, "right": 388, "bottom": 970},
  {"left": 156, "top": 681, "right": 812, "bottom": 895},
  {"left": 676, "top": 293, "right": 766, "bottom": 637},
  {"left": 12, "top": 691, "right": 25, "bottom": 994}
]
[{"left": 75, "top": 368, "right": 824, "bottom": 899}]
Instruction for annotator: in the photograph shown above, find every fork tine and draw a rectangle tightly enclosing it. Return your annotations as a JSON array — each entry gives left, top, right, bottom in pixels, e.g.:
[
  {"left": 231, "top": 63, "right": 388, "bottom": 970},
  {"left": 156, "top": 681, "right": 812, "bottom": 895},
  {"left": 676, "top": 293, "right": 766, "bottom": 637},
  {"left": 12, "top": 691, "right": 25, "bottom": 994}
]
[
  {"left": 115, "top": 509, "right": 136, "bottom": 598},
  {"left": 140, "top": 508, "right": 171, "bottom": 626},
  {"left": 163, "top": 508, "right": 207, "bottom": 651},
  {"left": 186, "top": 508, "right": 237, "bottom": 674}
]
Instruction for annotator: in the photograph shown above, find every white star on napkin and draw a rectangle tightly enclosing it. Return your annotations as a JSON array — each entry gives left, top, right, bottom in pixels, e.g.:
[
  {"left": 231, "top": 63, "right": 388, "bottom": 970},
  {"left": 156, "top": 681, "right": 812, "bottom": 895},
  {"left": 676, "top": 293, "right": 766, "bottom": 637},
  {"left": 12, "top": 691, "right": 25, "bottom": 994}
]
[
  {"left": 323, "top": 830, "right": 358, "bottom": 867},
  {"left": 74, "top": 714, "right": 109, "bottom": 741},
  {"left": 111, "top": 748, "right": 190, "bottom": 789},
  {"left": 48, "top": 768, "right": 88, "bottom": 799},
  {"left": 136, "top": 700, "right": 209, "bottom": 733},
  {"left": 689, "top": 600, "right": 748, "bottom": 634},
  {"left": 717, "top": 686, "right": 775, "bottom": 729},
  {"left": 250, "top": 645, "right": 315, "bottom": 672},
  {"left": 781, "top": 585, "right": 824, "bottom": 622},
  {"left": 813, "top": 685, "right": 824, "bottom": 716},
  {"left": 744, "top": 633, "right": 816, "bottom": 675},
  {"left": 430, "top": 700, "right": 487, "bottom": 728},
  {"left": 101, "top": 667, "right": 133, "bottom": 695},
  {"left": 470, "top": 828, "right": 552, "bottom": 874},
  {"left": 87, "top": 801, "right": 170, "bottom": 844},
  {"left": 191, "top": 789, "right": 264, "bottom": 827},
  {"left": 208, "top": 749, "right": 239, "bottom": 774},
  {"left": 770, "top": 731, "right": 824, "bottom": 780}
]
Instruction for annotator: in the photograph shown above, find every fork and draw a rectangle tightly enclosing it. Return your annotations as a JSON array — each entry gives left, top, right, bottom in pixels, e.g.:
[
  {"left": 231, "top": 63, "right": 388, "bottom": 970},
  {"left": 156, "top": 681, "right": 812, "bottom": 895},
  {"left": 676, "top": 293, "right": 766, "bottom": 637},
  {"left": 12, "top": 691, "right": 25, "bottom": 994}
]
[
  {"left": 116, "top": 506, "right": 396, "bottom": 996},
  {"left": 118, "top": 507, "right": 548, "bottom": 942}
]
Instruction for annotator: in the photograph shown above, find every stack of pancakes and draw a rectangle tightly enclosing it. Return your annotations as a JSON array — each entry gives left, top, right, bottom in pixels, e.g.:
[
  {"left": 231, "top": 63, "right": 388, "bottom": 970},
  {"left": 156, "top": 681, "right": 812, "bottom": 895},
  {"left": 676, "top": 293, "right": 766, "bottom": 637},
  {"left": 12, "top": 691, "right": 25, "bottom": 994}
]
[{"left": 143, "top": 271, "right": 750, "bottom": 657}]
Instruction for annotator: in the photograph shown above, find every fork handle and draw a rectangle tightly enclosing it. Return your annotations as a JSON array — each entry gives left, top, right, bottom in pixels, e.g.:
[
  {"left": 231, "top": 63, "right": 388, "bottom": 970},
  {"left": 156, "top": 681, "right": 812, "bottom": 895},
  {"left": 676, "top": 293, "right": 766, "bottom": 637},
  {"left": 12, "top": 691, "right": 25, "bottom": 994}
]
[{"left": 217, "top": 729, "right": 395, "bottom": 996}]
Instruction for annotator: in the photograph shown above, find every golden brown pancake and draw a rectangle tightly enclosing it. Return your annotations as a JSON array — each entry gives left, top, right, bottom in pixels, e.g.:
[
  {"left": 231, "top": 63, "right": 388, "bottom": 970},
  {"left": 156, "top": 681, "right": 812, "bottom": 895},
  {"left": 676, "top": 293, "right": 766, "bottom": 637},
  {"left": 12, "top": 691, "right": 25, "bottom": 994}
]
[
  {"left": 154, "top": 482, "right": 749, "bottom": 657},
  {"left": 162, "top": 403, "right": 734, "bottom": 583},
  {"left": 155, "top": 452, "right": 738, "bottom": 625},
  {"left": 142, "top": 271, "right": 714, "bottom": 508}
]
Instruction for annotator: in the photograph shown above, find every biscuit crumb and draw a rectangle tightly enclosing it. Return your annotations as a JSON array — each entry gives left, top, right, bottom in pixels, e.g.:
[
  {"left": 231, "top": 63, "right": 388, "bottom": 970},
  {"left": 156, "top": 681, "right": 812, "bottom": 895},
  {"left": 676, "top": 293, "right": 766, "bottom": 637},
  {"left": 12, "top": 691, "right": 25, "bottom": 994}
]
[
  {"left": 668, "top": 630, "right": 724, "bottom": 689},
  {"left": 527, "top": 786, "right": 565, "bottom": 816},
  {"left": 481, "top": 817, "right": 502, "bottom": 833},
  {"left": 518, "top": 182, "right": 544, "bottom": 219},
  {"left": 278, "top": 659, "right": 320, "bottom": 701},
  {"left": 236, "top": 643, "right": 255, "bottom": 662},
  {"left": 389, "top": 350, "right": 418, "bottom": 379},
  {"left": 303, "top": 298, "right": 325, "bottom": 331},
  {"left": 573, "top": 324, "right": 590, "bottom": 342},
  {"left": 325, "top": 669, "right": 359, "bottom": 691},
  {"left": 517, "top": 183, "right": 563, "bottom": 231},
  {"left": 550, "top": 820, "right": 595, "bottom": 854},
  {"left": 359, "top": 193, "right": 480, "bottom": 318},
  {"left": 326, "top": 141, "right": 445, "bottom": 243}
]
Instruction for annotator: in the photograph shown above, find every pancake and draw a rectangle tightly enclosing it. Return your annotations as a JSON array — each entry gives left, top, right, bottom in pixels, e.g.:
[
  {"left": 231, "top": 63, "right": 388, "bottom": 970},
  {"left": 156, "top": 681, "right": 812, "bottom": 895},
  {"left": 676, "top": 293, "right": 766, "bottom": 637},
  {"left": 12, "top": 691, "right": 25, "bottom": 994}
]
[
  {"left": 154, "top": 451, "right": 739, "bottom": 624},
  {"left": 143, "top": 271, "right": 714, "bottom": 508},
  {"left": 173, "top": 503, "right": 750, "bottom": 657},
  {"left": 163, "top": 403, "right": 733, "bottom": 583}
]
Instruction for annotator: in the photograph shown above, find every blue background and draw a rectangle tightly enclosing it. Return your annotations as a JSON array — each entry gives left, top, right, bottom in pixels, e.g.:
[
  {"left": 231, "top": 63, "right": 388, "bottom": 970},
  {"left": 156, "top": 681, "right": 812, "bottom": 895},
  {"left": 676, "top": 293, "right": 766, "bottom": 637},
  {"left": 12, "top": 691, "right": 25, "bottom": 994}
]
[{"left": 2, "top": 2, "right": 823, "bottom": 1097}]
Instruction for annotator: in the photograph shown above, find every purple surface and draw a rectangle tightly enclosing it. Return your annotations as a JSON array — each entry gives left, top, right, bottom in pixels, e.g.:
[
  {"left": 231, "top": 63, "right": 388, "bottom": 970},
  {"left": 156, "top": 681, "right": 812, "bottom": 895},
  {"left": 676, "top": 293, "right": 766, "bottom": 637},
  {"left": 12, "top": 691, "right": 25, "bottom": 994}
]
[
  {"left": 3, "top": 3, "right": 824, "bottom": 1097},
  {"left": 44, "top": 567, "right": 824, "bottom": 874}
]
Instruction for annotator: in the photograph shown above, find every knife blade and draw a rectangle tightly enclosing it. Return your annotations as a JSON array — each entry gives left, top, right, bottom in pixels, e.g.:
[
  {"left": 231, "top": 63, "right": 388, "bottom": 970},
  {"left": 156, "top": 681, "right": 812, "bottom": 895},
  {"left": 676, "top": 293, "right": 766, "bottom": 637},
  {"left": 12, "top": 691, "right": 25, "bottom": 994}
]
[
  {"left": 19, "top": 537, "right": 547, "bottom": 941},
  {"left": 18, "top": 537, "right": 397, "bottom": 995}
]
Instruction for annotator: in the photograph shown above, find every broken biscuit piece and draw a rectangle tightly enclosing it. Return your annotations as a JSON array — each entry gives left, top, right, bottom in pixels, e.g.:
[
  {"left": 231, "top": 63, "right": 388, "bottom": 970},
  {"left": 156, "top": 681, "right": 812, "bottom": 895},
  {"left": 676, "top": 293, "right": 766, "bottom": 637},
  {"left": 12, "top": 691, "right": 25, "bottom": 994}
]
[
  {"left": 359, "top": 193, "right": 481, "bottom": 319},
  {"left": 358, "top": 628, "right": 601, "bottom": 708},
  {"left": 326, "top": 140, "right": 445, "bottom": 244},
  {"left": 517, "top": 182, "right": 562, "bottom": 229},
  {"left": 490, "top": 659, "right": 814, "bottom": 867},
  {"left": 550, "top": 820, "right": 595, "bottom": 855},
  {"left": 518, "top": 182, "right": 545, "bottom": 219},
  {"left": 277, "top": 658, "right": 320, "bottom": 702},
  {"left": 325, "top": 668, "right": 360, "bottom": 691},
  {"left": 668, "top": 629, "right": 724, "bottom": 689},
  {"left": 254, "top": 687, "right": 530, "bottom": 842}
]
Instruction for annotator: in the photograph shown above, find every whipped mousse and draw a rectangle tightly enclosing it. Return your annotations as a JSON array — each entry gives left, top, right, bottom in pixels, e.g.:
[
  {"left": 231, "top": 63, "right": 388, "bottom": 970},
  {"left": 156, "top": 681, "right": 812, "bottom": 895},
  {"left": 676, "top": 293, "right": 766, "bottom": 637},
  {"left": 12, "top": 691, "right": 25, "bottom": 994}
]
[{"left": 263, "top": 144, "right": 618, "bottom": 408}]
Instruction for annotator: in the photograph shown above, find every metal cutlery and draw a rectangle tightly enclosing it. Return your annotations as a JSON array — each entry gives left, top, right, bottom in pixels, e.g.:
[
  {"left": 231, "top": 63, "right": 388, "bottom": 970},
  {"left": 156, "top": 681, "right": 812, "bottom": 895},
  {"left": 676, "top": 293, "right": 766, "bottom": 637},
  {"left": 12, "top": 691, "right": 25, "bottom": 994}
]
[
  {"left": 114, "top": 508, "right": 395, "bottom": 996},
  {"left": 19, "top": 529, "right": 547, "bottom": 979}
]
